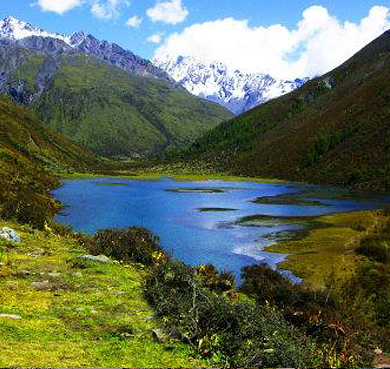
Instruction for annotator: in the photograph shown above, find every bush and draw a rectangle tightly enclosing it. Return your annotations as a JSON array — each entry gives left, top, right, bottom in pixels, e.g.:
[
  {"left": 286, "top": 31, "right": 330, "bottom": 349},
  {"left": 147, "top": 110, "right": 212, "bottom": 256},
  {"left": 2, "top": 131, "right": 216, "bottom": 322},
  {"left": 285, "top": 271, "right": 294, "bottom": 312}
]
[
  {"left": 87, "top": 227, "right": 165, "bottom": 265},
  {"left": 196, "top": 264, "right": 235, "bottom": 294},
  {"left": 240, "top": 264, "right": 375, "bottom": 367},
  {"left": 144, "top": 259, "right": 320, "bottom": 368},
  {"left": 341, "top": 262, "right": 390, "bottom": 330},
  {"left": 357, "top": 237, "right": 390, "bottom": 263},
  {"left": 0, "top": 175, "right": 60, "bottom": 229},
  {"left": 240, "top": 263, "right": 333, "bottom": 310}
]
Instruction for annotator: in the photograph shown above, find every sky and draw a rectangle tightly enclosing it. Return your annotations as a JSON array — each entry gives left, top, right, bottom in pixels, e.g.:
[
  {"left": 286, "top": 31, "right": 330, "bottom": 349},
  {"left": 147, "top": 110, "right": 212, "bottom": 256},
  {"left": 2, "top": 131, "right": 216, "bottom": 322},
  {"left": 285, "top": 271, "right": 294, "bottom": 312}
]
[{"left": 1, "top": 0, "right": 390, "bottom": 79}]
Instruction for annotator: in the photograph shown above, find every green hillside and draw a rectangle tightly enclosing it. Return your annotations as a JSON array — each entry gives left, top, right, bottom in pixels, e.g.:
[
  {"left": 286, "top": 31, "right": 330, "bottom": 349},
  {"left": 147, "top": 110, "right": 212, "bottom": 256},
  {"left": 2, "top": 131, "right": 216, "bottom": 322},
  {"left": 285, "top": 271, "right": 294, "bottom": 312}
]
[
  {"left": 0, "top": 94, "right": 97, "bottom": 227},
  {"left": 182, "top": 30, "right": 390, "bottom": 190},
  {"left": 1, "top": 47, "right": 232, "bottom": 157}
]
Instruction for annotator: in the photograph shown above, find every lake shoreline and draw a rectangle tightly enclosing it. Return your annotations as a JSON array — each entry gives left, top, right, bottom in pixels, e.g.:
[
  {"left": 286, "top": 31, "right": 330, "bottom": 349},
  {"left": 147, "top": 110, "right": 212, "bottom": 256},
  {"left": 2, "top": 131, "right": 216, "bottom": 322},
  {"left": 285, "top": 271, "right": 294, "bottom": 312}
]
[{"left": 265, "top": 209, "right": 389, "bottom": 288}]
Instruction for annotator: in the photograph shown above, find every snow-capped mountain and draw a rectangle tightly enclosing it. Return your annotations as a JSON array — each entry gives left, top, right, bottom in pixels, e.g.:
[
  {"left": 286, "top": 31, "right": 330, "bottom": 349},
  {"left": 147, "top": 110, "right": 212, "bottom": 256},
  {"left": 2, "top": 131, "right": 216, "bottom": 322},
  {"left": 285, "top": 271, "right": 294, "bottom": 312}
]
[
  {"left": 0, "top": 16, "right": 170, "bottom": 80},
  {"left": 154, "top": 55, "right": 308, "bottom": 114},
  {"left": 0, "top": 16, "right": 72, "bottom": 44}
]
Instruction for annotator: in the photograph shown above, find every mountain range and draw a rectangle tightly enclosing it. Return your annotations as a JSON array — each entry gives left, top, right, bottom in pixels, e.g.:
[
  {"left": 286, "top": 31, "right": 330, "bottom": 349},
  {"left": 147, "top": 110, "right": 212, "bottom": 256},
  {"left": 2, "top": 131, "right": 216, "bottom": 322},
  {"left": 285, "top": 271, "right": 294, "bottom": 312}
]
[
  {"left": 178, "top": 29, "right": 390, "bottom": 190},
  {"left": 154, "top": 55, "right": 308, "bottom": 114},
  {"left": 0, "top": 16, "right": 232, "bottom": 157}
]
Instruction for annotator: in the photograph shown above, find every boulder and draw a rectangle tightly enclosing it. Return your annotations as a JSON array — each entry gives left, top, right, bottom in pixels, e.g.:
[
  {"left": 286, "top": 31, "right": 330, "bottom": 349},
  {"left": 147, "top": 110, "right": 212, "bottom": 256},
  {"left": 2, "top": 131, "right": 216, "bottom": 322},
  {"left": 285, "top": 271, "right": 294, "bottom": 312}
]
[
  {"left": 79, "top": 255, "right": 112, "bottom": 264},
  {"left": 0, "top": 314, "right": 22, "bottom": 320},
  {"left": 0, "top": 228, "right": 21, "bottom": 243}
]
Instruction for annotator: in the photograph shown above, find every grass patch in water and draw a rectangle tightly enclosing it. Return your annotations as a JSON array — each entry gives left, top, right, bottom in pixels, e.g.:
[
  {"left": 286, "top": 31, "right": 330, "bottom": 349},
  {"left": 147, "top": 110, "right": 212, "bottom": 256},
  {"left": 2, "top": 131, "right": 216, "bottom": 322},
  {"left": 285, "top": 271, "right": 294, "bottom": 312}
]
[
  {"left": 252, "top": 193, "right": 329, "bottom": 206},
  {"left": 166, "top": 188, "right": 227, "bottom": 194},
  {"left": 96, "top": 182, "right": 130, "bottom": 187},
  {"left": 265, "top": 210, "right": 386, "bottom": 288},
  {"left": 197, "top": 207, "right": 238, "bottom": 212}
]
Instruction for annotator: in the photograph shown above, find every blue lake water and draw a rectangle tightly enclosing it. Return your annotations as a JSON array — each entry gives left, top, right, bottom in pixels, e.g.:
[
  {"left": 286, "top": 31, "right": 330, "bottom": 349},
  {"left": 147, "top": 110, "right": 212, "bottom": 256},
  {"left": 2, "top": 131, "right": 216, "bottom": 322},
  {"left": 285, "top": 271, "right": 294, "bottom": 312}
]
[{"left": 53, "top": 178, "right": 390, "bottom": 282}]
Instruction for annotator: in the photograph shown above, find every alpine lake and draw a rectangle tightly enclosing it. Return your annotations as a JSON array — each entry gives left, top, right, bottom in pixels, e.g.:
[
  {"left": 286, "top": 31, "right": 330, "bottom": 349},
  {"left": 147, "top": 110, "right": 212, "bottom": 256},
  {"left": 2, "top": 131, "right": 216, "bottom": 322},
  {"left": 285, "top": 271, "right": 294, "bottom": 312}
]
[{"left": 53, "top": 178, "right": 390, "bottom": 282}]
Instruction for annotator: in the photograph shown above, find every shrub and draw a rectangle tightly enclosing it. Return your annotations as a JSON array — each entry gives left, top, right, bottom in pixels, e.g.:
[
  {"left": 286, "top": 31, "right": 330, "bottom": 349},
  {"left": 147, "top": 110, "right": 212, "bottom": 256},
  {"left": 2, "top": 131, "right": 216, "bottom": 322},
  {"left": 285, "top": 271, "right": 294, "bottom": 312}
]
[
  {"left": 144, "top": 259, "right": 320, "bottom": 368},
  {"left": 0, "top": 175, "right": 59, "bottom": 229},
  {"left": 196, "top": 264, "right": 235, "bottom": 294},
  {"left": 87, "top": 227, "right": 165, "bottom": 265},
  {"left": 357, "top": 238, "right": 390, "bottom": 263},
  {"left": 341, "top": 262, "right": 390, "bottom": 330}
]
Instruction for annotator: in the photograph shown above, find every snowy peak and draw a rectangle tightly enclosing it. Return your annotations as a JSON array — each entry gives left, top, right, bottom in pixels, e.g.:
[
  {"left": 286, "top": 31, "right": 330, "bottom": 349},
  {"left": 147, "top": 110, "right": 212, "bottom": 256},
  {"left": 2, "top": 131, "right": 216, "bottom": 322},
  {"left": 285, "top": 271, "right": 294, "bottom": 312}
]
[
  {"left": 0, "top": 16, "right": 170, "bottom": 81},
  {"left": 0, "top": 16, "right": 72, "bottom": 45},
  {"left": 154, "top": 55, "right": 308, "bottom": 114}
]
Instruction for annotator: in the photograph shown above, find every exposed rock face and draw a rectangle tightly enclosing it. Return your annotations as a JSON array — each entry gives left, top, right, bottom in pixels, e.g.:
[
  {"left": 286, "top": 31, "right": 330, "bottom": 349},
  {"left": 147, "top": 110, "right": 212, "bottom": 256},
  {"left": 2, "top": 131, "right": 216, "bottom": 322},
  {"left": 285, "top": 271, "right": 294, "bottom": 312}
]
[
  {"left": 0, "top": 16, "right": 172, "bottom": 90},
  {"left": 154, "top": 55, "right": 308, "bottom": 114}
]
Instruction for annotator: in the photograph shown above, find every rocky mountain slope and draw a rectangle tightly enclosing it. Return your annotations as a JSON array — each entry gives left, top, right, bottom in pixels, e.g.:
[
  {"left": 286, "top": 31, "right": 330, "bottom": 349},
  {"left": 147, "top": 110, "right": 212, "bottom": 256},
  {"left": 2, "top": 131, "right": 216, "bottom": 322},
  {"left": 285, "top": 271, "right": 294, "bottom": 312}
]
[
  {"left": 0, "top": 17, "right": 232, "bottom": 157},
  {"left": 0, "top": 16, "right": 169, "bottom": 80},
  {"left": 178, "top": 29, "right": 390, "bottom": 190},
  {"left": 154, "top": 55, "right": 307, "bottom": 114}
]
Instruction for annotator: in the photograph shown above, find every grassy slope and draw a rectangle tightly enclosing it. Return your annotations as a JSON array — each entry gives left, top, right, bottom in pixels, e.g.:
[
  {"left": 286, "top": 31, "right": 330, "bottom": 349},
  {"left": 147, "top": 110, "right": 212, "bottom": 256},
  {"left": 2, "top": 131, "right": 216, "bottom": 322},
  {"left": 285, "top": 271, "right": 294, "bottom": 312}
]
[
  {"left": 5, "top": 49, "right": 232, "bottom": 157},
  {"left": 0, "top": 93, "right": 97, "bottom": 178},
  {"left": 182, "top": 30, "right": 390, "bottom": 190},
  {"left": 0, "top": 220, "right": 205, "bottom": 368},
  {"left": 0, "top": 93, "right": 99, "bottom": 228}
]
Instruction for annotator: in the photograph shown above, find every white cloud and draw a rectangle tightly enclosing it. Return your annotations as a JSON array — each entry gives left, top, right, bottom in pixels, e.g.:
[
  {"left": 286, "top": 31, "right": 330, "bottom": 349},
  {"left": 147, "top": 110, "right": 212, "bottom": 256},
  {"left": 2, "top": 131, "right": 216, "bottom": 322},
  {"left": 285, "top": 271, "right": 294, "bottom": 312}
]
[
  {"left": 91, "top": 0, "right": 130, "bottom": 20},
  {"left": 146, "top": 0, "right": 188, "bottom": 25},
  {"left": 35, "top": 0, "right": 83, "bottom": 15},
  {"left": 154, "top": 5, "right": 390, "bottom": 79},
  {"left": 147, "top": 33, "right": 163, "bottom": 43},
  {"left": 126, "top": 15, "right": 142, "bottom": 28}
]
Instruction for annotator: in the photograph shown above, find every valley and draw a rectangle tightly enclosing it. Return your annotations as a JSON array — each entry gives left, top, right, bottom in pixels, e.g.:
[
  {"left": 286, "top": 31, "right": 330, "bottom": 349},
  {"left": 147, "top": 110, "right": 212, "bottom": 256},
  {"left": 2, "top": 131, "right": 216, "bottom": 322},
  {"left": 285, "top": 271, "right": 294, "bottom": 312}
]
[{"left": 0, "top": 11, "right": 390, "bottom": 369}]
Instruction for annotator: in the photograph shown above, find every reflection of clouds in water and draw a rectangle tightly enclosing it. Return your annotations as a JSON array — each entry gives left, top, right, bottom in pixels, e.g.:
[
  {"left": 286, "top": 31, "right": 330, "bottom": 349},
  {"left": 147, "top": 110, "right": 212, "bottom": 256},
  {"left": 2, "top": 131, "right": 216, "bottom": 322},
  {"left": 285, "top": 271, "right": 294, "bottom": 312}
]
[{"left": 233, "top": 244, "right": 265, "bottom": 262}]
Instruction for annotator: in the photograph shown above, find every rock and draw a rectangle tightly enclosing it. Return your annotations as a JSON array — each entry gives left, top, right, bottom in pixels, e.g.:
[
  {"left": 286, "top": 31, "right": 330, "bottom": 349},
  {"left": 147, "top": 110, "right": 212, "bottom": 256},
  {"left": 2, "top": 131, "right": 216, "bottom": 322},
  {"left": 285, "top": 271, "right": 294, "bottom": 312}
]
[
  {"left": 117, "top": 291, "right": 127, "bottom": 295},
  {"left": 31, "top": 281, "right": 51, "bottom": 290},
  {"left": 13, "top": 270, "right": 30, "bottom": 277},
  {"left": 48, "top": 272, "right": 61, "bottom": 277},
  {"left": 0, "top": 314, "right": 22, "bottom": 320},
  {"left": 79, "top": 255, "right": 112, "bottom": 264},
  {"left": 0, "top": 228, "right": 21, "bottom": 243},
  {"left": 152, "top": 329, "right": 169, "bottom": 343},
  {"left": 73, "top": 272, "right": 83, "bottom": 278},
  {"left": 90, "top": 309, "right": 98, "bottom": 314}
]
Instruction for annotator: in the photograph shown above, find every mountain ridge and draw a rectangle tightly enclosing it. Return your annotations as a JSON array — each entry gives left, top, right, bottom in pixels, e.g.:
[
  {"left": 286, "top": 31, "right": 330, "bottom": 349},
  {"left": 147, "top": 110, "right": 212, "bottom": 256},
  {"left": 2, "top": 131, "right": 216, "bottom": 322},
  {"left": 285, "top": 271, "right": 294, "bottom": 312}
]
[
  {"left": 176, "top": 29, "right": 390, "bottom": 190},
  {"left": 0, "top": 16, "right": 232, "bottom": 157},
  {"left": 154, "top": 55, "right": 308, "bottom": 114}
]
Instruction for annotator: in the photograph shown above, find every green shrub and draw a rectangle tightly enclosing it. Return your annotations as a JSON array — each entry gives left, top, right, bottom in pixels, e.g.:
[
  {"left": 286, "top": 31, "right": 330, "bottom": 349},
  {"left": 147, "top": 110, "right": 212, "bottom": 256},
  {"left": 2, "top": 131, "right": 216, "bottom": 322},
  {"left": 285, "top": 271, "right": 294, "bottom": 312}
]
[
  {"left": 144, "top": 259, "right": 320, "bottom": 368},
  {"left": 341, "top": 262, "right": 390, "bottom": 330},
  {"left": 357, "top": 238, "right": 390, "bottom": 263},
  {"left": 87, "top": 227, "right": 165, "bottom": 265},
  {"left": 196, "top": 264, "right": 235, "bottom": 294}
]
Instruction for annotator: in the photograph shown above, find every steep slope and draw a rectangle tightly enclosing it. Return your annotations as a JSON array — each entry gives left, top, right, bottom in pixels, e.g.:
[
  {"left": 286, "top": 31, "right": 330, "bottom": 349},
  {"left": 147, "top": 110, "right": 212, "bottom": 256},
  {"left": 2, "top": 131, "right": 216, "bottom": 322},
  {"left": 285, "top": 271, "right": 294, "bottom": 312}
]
[
  {"left": 0, "top": 94, "right": 97, "bottom": 226},
  {"left": 182, "top": 30, "right": 390, "bottom": 190},
  {"left": 0, "top": 16, "right": 169, "bottom": 80},
  {"left": 0, "top": 17, "right": 232, "bottom": 157},
  {"left": 154, "top": 55, "right": 307, "bottom": 114}
]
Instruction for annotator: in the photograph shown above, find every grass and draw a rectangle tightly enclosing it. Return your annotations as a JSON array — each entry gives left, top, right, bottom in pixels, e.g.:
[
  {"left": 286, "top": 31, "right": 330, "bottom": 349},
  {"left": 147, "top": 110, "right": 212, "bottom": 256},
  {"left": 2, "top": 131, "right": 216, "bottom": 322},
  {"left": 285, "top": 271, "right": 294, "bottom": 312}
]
[
  {"left": 265, "top": 210, "right": 387, "bottom": 288},
  {"left": 0, "top": 220, "right": 206, "bottom": 368},
  {"left": 60, "top": 170, "right": 285, "bottom": 183},
  {"left": 4, "top": 50, "right": 232, "bottom": 157}
]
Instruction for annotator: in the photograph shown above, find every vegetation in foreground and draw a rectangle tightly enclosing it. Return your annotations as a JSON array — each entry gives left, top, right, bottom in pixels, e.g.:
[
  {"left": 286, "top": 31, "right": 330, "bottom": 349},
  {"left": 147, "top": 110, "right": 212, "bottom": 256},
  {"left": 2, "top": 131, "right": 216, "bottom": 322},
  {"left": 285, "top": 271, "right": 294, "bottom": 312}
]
[{"left": 0, "top": 221, "right": 206, "bottom": 368}]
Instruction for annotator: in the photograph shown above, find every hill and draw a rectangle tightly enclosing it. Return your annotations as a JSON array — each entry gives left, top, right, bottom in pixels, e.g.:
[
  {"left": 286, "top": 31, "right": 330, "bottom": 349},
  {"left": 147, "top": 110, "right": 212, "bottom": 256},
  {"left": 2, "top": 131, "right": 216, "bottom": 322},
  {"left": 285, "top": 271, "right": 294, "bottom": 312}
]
[
  {"left": 181, "top": 29, "right": 390, "bottom": 190},
  {"left": 0, "top": 17, "right": 232, "bottom": 157},
  {"left": 0, "top": 94, "right": 97, "bottom": 227}
]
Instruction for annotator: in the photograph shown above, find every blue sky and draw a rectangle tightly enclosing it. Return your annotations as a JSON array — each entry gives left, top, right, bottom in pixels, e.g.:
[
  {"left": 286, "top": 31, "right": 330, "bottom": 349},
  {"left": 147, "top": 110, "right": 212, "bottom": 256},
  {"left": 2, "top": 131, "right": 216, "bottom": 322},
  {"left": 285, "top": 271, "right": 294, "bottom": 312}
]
[{"left": 1, "top": 0, "right": 390, "bottom": 78}]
